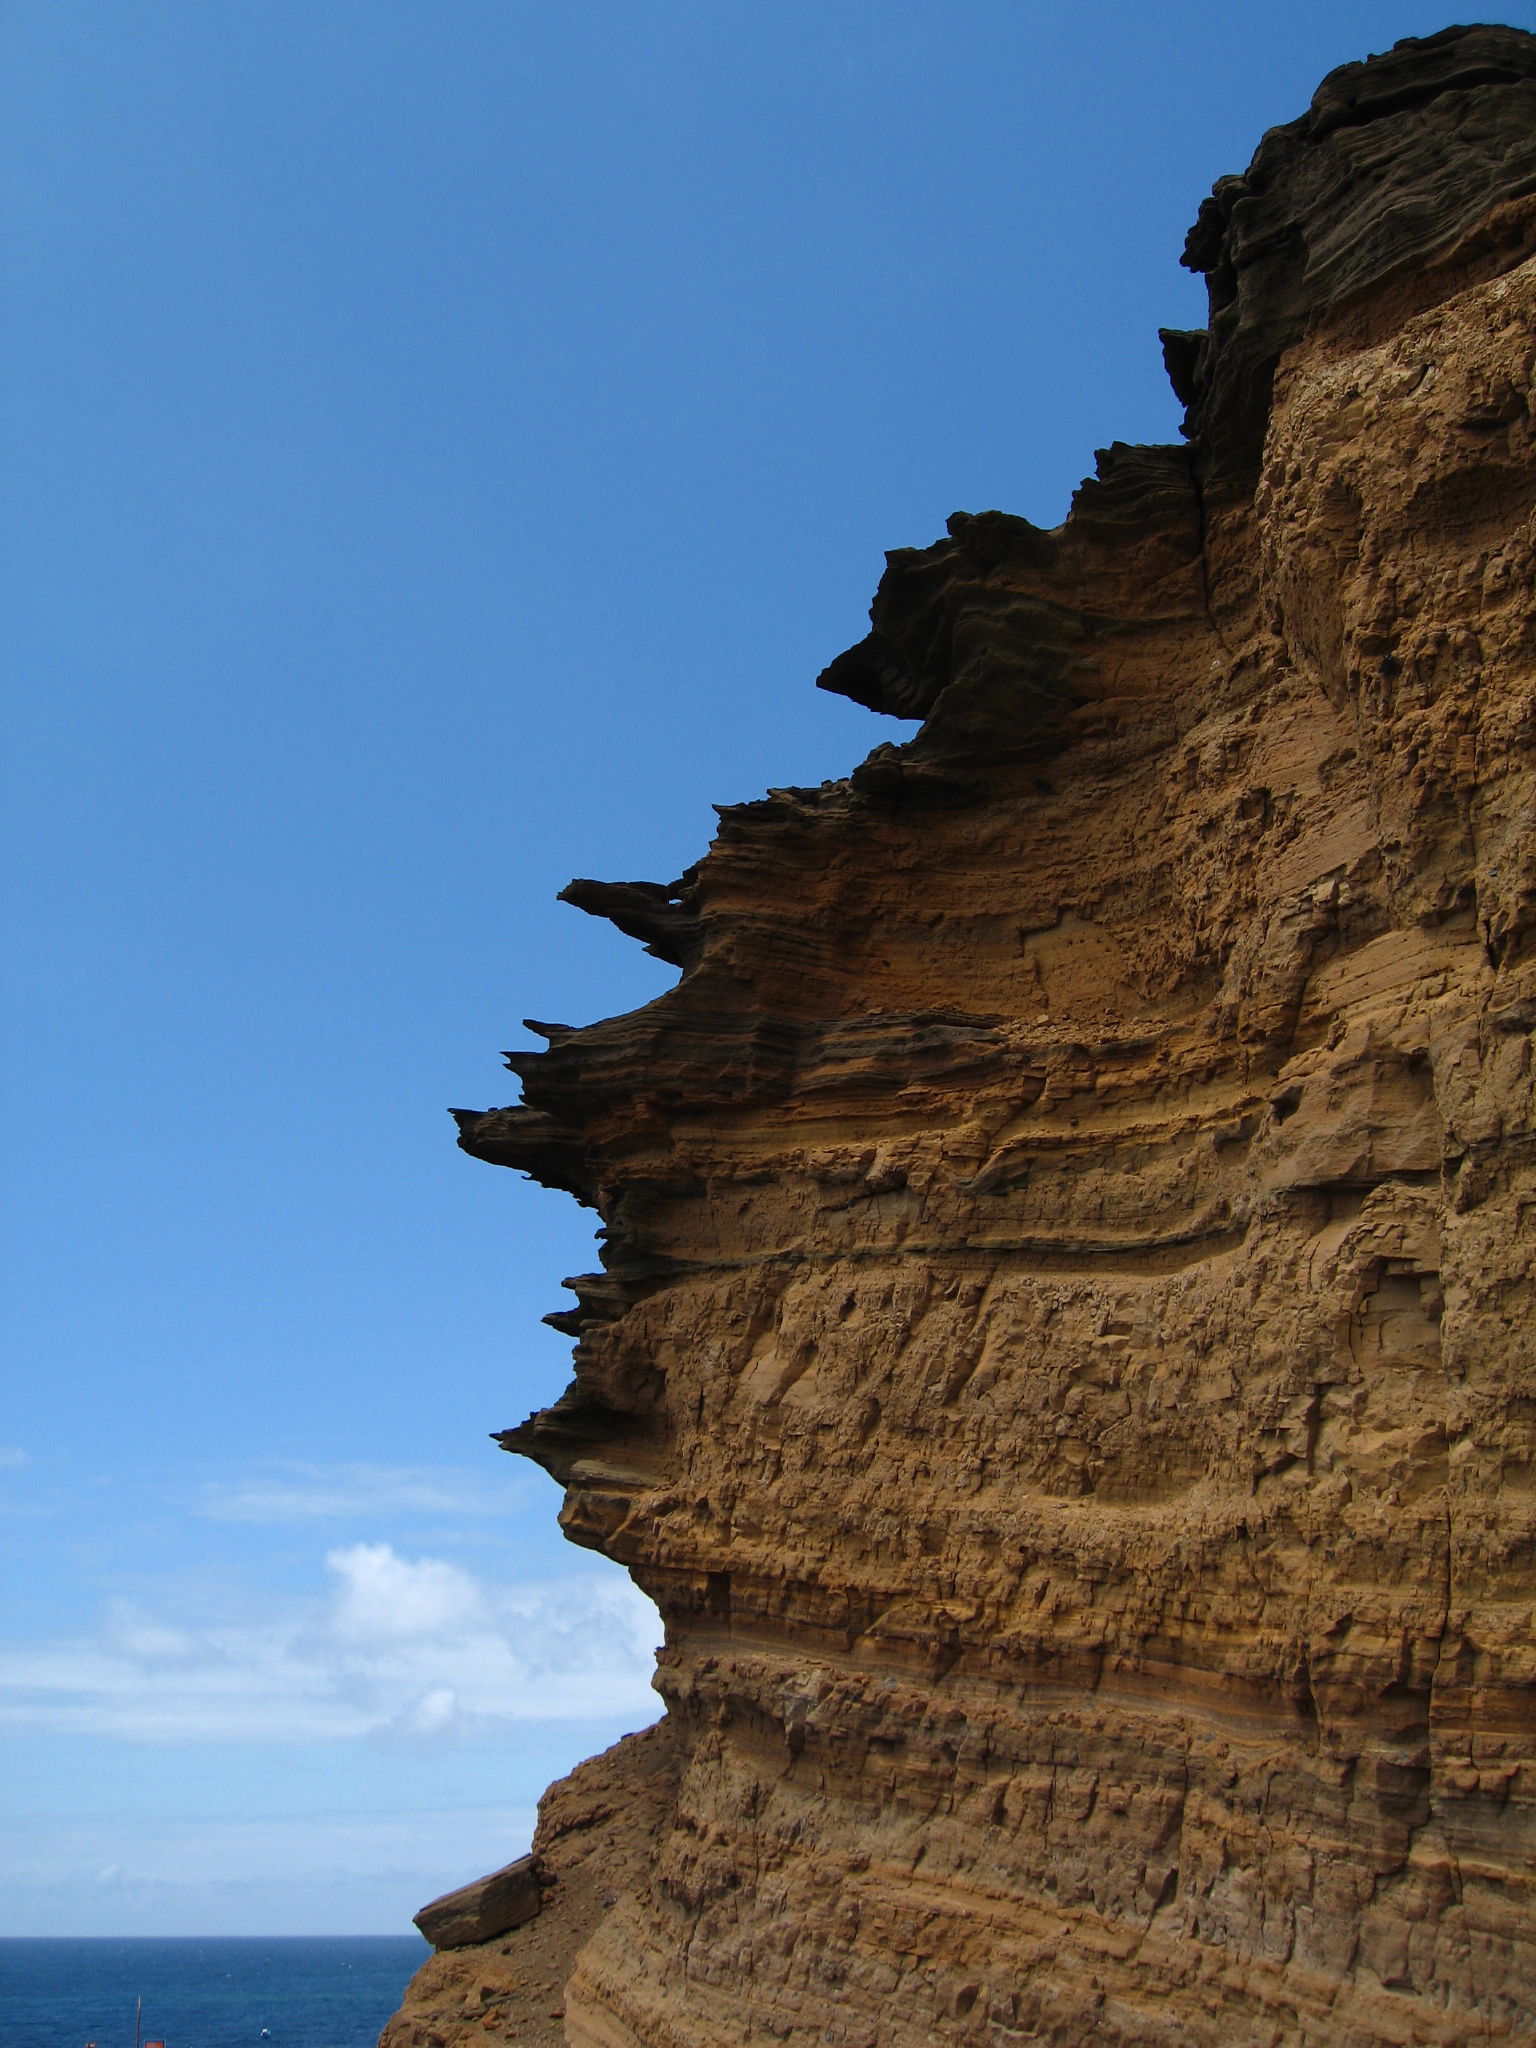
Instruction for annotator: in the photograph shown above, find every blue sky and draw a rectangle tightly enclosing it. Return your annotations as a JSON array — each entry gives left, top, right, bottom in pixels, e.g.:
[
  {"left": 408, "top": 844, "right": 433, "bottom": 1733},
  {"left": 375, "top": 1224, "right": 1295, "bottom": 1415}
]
[{"left": 5, "top": 0, "right": 1530, "bottom": 1936}]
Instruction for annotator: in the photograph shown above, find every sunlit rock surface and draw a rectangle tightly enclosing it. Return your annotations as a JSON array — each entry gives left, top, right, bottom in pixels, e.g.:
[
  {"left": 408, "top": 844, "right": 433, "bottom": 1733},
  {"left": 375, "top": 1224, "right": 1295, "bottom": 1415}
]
[{"left": 387, "top": 27, "right": 1536, "bottom": 2047}]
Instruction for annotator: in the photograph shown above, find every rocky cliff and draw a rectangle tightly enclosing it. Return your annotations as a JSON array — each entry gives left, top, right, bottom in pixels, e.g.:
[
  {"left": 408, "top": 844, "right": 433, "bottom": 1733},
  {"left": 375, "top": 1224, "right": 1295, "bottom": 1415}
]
[{"left": 387, "top": 26, "right": 1536, "bottom": 2047}]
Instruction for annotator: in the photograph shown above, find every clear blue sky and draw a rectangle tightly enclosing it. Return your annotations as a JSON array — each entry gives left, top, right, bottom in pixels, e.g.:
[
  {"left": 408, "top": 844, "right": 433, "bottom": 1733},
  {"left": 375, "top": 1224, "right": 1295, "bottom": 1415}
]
[{"left": 5, "top": 0, "right": 1528, "bottom": 1935}]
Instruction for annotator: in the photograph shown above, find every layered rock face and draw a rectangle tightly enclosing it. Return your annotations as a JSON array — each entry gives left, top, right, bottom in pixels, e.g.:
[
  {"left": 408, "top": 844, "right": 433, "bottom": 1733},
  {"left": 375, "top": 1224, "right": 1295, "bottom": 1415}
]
[{"left": 397, "top": 27, "right": 1536, "bottom": 2047}]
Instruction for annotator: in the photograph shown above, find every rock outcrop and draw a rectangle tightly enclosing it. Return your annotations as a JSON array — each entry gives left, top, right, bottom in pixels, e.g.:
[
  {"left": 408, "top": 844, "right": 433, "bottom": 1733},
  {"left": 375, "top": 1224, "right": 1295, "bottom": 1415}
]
[
  {"left": 413, "top": 1855, "right": 544, "bottom": 1951},
  {"left": 390, "top": 26, "right": 1536, "bottom": 2047},
  {"left": 382, "top": 1724, "right": 679, "bottom": 2048}
]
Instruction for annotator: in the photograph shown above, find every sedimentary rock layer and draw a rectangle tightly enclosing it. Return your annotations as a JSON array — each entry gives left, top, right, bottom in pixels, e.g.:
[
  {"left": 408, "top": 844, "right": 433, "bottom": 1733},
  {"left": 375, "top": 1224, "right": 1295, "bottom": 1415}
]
[{"left": 391, "top": 26, "right": 1536, "bottom": 2047}]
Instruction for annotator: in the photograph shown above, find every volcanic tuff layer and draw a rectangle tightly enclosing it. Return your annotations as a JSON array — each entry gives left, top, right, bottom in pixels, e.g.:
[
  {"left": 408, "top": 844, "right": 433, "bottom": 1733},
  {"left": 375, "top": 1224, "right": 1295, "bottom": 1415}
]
[{"left": 388, "top": 26, "right": 1536, "bottom": 2048}]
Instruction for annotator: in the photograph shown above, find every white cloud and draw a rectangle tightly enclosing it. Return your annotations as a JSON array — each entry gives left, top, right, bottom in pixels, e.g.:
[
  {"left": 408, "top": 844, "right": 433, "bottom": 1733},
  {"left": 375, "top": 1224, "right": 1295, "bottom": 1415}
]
[
  {"left": 199, "top": 1461, "right": 524, "bottom": 1523},
  {"left": 0, "top": 1544, "right": 661, "bottom": 1744},
  {"left": 330, "top": 1542, "right": 486, "bottom": 1641},
  {"left": 0, "top": 1446, "right": 29, "bottom": 1469}
]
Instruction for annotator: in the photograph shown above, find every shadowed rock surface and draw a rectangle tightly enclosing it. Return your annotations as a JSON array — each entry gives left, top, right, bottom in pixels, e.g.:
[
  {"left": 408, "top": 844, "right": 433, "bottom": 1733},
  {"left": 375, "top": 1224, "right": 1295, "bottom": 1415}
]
[{"left": 387, "top": 26, "right": 1536, "bottom": 2048}]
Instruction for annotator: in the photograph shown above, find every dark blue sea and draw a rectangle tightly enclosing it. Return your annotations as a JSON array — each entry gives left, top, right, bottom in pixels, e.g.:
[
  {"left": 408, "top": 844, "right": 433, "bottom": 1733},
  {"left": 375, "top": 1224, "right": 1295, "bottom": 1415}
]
[{"left": 0, "top": 1938, "right": 429, "bottom": 2048}]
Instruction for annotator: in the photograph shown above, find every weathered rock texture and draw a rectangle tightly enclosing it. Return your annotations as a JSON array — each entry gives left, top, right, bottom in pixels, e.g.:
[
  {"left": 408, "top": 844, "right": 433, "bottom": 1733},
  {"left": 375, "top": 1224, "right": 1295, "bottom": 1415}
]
[
  {"left": 414, "top": 1855, "right": 544, "bottom": 1951},
  {"left": 391, "top": 26, "right": 1536, "bottom": 2048}
]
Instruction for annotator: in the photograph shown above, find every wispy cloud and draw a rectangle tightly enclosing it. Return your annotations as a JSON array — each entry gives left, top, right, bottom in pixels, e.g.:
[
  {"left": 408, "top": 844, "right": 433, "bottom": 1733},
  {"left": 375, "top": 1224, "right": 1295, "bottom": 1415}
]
[
  {"left": 0, "top": 1804, "right": 537, "bottom": 1890},
  {"left": 0, "top": 1805, "right": 542, "bottom": 1935},
  {"left": 0, "top": 1447, "right": 29, "bottom": 1470},
  {"left": 198, "top": 1461, "right": 525, "bottom": 1523},
  {"left": 0, "top": 1543, "right": 661, "bottom": 1743}
]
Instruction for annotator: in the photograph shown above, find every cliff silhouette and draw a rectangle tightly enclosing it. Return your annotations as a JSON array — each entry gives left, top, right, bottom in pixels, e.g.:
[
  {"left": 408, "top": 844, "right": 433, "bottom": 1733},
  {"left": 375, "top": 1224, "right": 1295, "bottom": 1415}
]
[{"left": 387, "top": 27, "right": 1536, "bottom": 2046}]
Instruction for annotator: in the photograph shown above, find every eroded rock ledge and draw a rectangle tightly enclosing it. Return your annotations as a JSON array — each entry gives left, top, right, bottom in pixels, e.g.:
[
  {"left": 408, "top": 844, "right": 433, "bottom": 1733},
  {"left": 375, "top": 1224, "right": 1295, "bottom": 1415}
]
[{"left": 394, "top": 26, "right": 1536, "bottom": 2048}]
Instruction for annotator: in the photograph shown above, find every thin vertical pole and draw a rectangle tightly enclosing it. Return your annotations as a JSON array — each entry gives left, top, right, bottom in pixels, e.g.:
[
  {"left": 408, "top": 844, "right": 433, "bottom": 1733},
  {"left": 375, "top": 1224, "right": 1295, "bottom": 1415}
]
[{"left": 134, "top": 1995, "right": 142, "bottom": 2048}]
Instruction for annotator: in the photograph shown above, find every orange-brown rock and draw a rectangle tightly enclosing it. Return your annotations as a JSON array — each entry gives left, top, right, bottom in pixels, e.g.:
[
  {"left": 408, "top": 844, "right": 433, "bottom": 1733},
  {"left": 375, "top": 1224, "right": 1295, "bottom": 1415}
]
[{"left": 391, "top": 26, "right": 1536, "bottom": 2048}]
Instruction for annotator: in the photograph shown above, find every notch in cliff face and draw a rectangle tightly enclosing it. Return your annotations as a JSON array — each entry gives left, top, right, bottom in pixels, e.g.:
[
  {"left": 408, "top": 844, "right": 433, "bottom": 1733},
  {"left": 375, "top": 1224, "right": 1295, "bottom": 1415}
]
[{"left": 393, "top": 26, "right": 1536, "bottom": 2048}]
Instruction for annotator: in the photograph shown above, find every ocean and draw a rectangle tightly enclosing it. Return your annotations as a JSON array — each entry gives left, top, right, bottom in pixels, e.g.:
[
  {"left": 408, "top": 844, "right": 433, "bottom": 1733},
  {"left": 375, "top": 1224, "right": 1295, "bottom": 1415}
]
[{"left": 0, "top": 1938, "right": 430, "bottom": 2048}]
